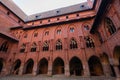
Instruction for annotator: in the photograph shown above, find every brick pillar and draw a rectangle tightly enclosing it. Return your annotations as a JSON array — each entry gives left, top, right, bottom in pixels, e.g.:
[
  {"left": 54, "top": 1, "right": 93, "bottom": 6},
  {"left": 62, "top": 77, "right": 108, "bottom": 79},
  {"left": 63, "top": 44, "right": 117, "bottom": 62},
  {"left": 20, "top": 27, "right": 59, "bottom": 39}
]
[
  {"left": 18, "top": 63, "right": 24, "bottom": 75},
  {"left": 65, "top": 63, "right": 70, "bottom": 76},
  {"left": 47, "top": 61, "right": 52, "bottom": 76},
  {"left": 102, "top": 63, "right": 112, "bottom": 76},
  {"left": 32, "top": 62, "right": 37, "bottom": 76},
  {"left": 83, "top": 62, "right": 90, "bottom": 77},
  {"left": 0, "top": 65, "right": 7, "bottom": 76}
]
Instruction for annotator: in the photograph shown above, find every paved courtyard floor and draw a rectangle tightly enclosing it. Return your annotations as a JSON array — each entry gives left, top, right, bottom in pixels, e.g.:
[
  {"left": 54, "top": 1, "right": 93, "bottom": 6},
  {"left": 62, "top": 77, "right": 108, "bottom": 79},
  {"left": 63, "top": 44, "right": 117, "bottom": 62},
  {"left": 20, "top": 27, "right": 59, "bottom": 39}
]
[{"left": 0, "top": 75, "right": 119, "bottom": 80}]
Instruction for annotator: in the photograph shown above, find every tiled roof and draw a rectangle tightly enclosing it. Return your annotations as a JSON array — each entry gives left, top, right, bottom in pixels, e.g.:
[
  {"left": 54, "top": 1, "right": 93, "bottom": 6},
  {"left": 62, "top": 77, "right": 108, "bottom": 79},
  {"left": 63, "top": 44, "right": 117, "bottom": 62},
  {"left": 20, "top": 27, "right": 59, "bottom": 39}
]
[
  {"left": 0, "top": 31, "right": 18, "bottom": 42},
  {"left": 0, "top": 0, "right": 94, "bottom": 22}
]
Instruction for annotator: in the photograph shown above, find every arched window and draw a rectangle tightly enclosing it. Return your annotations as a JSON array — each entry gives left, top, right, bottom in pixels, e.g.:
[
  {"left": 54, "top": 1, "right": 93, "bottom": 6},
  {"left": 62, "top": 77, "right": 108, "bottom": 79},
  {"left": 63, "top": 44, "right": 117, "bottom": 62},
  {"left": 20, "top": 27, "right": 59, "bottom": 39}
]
[
  {"left": 85, "top": 36, "right": 95, "bottom": 48},
  {"left": 30, "top": 43, "right": 37, "bottom": 52},
  {"left": 24, "top": 33, "right": 27, "bottom": 38},
  {"left": 43, "top": 41, "right": 49, "bottom": 51},
  {"left": 70, "top": 38, "right": 78, "bottom": 49},
  {"left": 56, "top": 40, "right": 62, "bottom": 50},
  {"left": 34, "top": 32, "right": 38, "bottom": 37},
  {"left": 84, "top": 25, "right": 89, "bottom": 30},
  {"left": 57, "top": 29, "right": 61, "bottom": 35},
  {"left": 20, "top": 44, "right": 26, "bottom": 53},
  {"left": 70, "top": 28, "right": 74, "bottom": 33},
  {"left": 0, "top": 41, "right": 8, "bottom": 52},
  {"left": 105, "top": 17, "right": 116, "bottom": 35}
]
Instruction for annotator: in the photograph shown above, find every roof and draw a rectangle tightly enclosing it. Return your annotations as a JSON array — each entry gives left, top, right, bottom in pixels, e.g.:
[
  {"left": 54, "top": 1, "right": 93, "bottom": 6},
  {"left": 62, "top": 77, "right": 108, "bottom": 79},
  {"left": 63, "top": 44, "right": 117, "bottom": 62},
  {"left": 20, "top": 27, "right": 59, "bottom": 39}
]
[
  {"left": 90, "top": 0, "right": 111, "bottom": 33},
  {"left": 0, "top": 0, "right": 94, "bottom": 22},
  {"left": 0, "top": 31, "right": 18, "bottom": 42}
]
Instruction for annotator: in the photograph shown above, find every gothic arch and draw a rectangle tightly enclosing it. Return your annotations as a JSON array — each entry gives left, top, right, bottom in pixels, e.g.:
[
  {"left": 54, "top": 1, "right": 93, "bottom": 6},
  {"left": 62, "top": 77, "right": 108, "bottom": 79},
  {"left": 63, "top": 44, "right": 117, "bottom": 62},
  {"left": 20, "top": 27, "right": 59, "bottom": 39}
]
[
  {"left": 53, "top": 57, "right": 64, "bottom": 74},
  {"left": 12, "top": 59, "right": 21, "bottom": 75},
  {"left": 0, "top": 41, "right": 9, "bottom": 52},
  {"left": 69, "top": 38, "right": 78, "bottom": 49},
  {"left": 105, "top": 17, "right": 116, "bottom": 36},
  {"left": 55, "top": 39, "right": 62, "bottom": 50},
  {"left": 88, "top": 56, "right": 104, "bottom": 76},
  {"left": 37, "top": 58, "right": 48, "bottom": 74},
  {"left": 42, "top": 28, "right": 50, "bottom": 37},
  {"left": 42, "top": 40, "right": 49, "bottom": 51},
  {"left": 67, "top": 24, "right": 76, "bottom": 33},
  {"left": 54, "top": 26, "right": 62, "bottom": 36},
  {"left": 69, "top": 56, "right": 83, "bottom": 76},
  {"left": 24, "top": 59, "right": 34, "bottom": 74},
  {"left": 30, "top": 42, "right": 37, "bottom": 52},
  {"left": 32, "top": 30, "right": 38, "bottom": 38}
]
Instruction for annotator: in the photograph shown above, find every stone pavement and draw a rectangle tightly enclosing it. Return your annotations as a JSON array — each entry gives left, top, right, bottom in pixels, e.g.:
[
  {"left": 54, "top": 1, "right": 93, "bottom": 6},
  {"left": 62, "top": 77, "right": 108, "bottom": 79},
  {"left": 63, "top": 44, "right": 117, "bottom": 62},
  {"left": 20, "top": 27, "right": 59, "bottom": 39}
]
[{"left": 0, "top": 75, "right": 118, "bottom": 80}]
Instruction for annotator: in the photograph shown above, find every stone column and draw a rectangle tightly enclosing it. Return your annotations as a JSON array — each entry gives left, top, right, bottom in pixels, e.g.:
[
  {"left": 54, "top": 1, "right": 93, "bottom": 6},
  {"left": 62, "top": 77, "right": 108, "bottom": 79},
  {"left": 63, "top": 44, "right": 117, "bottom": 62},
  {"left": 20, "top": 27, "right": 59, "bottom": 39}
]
[
  {"left": 18, "top": 63, "right": 24, "bottom": 75},
  {"left": 102, "top": 63, "right": 112, "bottom": 76},
  {"left": 113, "top": 65, "right": 120, "bottom": 77},
  {"left": 83, "top": 62, "right": 90, "bottom": 77},
  {"left": 32, "top": 62, "right": 38, "bottom": 76},
  {"left": 65, "top": 63, "right": 70, "bottom": 76}
]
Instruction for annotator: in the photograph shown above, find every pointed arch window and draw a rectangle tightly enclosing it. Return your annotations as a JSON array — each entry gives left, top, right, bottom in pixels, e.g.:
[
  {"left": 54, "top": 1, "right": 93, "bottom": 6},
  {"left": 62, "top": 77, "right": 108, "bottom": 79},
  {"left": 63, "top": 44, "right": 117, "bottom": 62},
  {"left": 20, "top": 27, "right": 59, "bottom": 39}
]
[
  {"left": 57, "top": 29, "right": 61, "bottom": 35},
  {"left": 31, "top": 43, "right": 37, "bottom": 52},
  {"left": 85, "top": 36, "right": 95, "bottom": 48},
  {"left": 20, "top": 44, "right": 26, "bottom": 53},
  {"left": 24, "top": 33, "right": 27, "bottom": 38},
  {"left": 84, "top": 25, "right": 89, "bottom": 30},
  {"left": 34, "top": 32, "right": 38, "bottom": 37},
  {"left": 56, "top": 39, "right": 62, "bottom": 50},
  {"left": 105, "top": 17, "right": 116, "bottom": 35},
  {"left": 45, "top": 31, "right": 49, "bottom": 36},
  {"left": 70, "top": 28, "right": 74, "bottom": 33},
  {"left": 0, "top": 41, "right": 9, "bottom": 52},
  {"left": 70, "top": 38, "right": 78, "bottom": 49},
  {"left": 43, "top": 41, "right": 49, "bottom": 51}
]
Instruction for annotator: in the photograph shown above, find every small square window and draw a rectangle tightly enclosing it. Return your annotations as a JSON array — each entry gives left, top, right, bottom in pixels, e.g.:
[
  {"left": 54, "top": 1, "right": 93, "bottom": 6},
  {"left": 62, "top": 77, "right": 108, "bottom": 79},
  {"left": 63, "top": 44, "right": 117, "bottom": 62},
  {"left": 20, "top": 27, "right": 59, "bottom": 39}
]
[
  {"left": 66, "top": 16, "right": 68, "bottom": 19},
  {"left": 7, "top": 12, "right": 10, "bottom": 15},
  {"left": 70, "top": 28, "right": 74, "bottom": 33},
  {"left": 76, "top": 14, "right": 79, "bottom": 17},
  {"left": 40, "top": 21, "right": 42, "bottom": 24},
  {"left": 48, "top": 19, "right": 50, "bottom": 22},
  {"left": 57, "top": 18, "right": 60, "bottom": 21}
]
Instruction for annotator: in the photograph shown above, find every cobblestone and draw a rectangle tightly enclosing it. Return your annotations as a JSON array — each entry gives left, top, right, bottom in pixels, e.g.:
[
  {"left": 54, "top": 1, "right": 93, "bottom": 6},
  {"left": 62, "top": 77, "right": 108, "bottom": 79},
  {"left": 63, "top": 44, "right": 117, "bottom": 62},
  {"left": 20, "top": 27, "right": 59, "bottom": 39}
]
[{"left": 0, "top": 75, "right": 118, "bottom": 80}]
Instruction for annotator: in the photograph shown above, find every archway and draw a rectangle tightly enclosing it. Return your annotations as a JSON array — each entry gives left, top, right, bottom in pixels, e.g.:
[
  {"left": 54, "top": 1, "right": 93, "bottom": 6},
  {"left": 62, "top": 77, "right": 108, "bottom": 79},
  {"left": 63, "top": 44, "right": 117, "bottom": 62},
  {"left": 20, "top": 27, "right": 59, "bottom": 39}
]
[
  {"left": 53, "top": 57, "right": 64, "bottom": 74},
  {"left": 69, "top": 57, "right": 83, "bottom": 76},
  {"left": 113, "top": 46, "right": 120, "bottom": 71},
  {"left": 13, "top": 59, "right": 21, "bottom": 75},
  {"left": 0, "top": 59, "right": 3, "bottom": 73},
  {"left": 38, "top": 58, "right": 48, "bottom": 74},
  {"left": 101, "top": 53, "right": 116, "bottom": 76},
  {"left": 88, "top": 56, "right": 104, "bottom": 76},
  {"left": 24, "top": 59, "right": 34, "bottom": 74}
]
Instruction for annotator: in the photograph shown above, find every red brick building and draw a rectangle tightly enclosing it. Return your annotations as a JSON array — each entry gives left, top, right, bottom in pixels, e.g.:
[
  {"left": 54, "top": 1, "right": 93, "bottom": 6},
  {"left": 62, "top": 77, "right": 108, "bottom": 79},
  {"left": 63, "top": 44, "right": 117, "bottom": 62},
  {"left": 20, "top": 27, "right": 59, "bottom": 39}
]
[{"left": 0, "top": 0, "right": 120, "bottom": 77}]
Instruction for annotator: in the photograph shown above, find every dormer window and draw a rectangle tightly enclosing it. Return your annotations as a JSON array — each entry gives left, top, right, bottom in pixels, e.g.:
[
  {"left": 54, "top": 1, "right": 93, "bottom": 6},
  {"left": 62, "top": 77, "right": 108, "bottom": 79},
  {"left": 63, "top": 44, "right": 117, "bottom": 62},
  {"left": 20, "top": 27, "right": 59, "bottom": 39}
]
[{"left": 80, "top": 5, "right": 84, "bottom": 8}]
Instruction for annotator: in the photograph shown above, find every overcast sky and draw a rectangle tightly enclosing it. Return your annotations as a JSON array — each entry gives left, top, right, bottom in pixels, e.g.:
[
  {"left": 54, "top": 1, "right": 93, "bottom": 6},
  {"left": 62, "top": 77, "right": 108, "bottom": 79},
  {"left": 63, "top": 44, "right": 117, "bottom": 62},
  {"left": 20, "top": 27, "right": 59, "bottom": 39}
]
[{"left": 12, "top": 0, "right": 87, "bottom": 15}]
